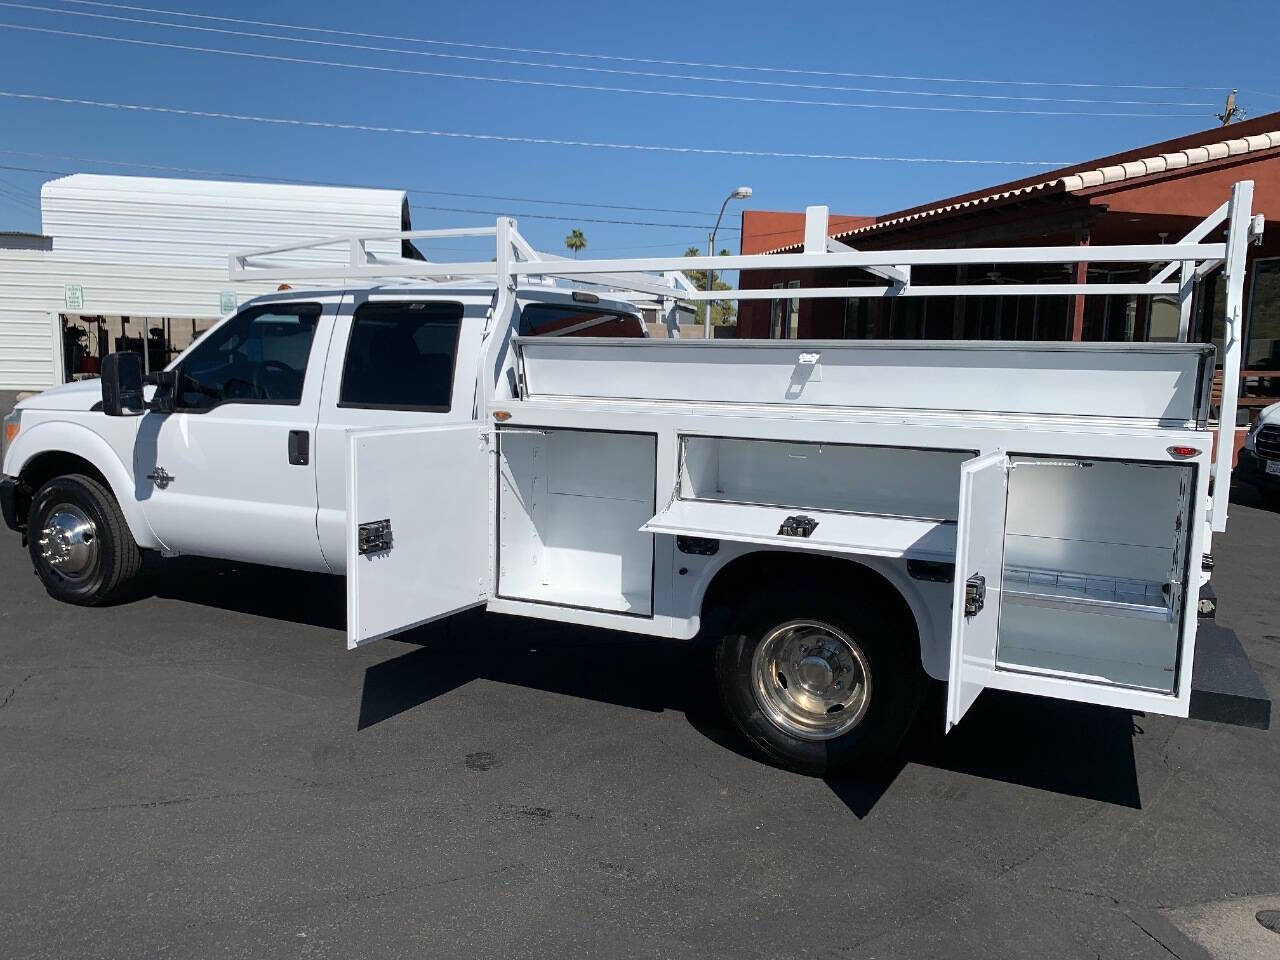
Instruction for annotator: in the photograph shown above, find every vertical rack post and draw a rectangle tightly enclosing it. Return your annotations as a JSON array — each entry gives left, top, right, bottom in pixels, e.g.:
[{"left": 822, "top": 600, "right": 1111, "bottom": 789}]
[
  {"left": 1211, "top": 180, "right": 1254, "bottom": 533},
  {"left": 1177, "top": 260, "right": 1195, "bottom": 342},
  {"left": 482, "top": 217, "right": 519, "bottom": 407}
]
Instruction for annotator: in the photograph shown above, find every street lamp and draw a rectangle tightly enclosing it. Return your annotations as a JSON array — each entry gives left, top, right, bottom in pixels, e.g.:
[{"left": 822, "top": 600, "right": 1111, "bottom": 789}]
[{"left": 705, "top": 186, "right": 752, "bottom": 338}]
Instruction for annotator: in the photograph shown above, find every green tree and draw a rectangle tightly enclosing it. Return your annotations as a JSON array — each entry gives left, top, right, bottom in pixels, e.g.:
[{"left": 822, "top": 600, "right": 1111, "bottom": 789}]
[
  {"left": 682, "top": 246, "right": 736, "bottom": 326},
  {"left": 564, "top": 229, "right": 587, "bottom": 258}
]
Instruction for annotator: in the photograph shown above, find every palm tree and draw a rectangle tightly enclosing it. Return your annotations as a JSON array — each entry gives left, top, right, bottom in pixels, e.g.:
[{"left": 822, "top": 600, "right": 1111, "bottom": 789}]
[
  {"left": 564, "top": 229, "right": 587, "bottom": 258},
  {"left": 682, "top": 246, "right": 735, "bottom": 327}
]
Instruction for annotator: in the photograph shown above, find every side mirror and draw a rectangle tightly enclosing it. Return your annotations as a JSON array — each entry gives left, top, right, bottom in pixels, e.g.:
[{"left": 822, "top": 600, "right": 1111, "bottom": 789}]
[
  {"left": 145, "top": 369, "right": 177, "bottom": 413},
  {"left": 101, "top": 352, "right": 145, "bottom": 416}
]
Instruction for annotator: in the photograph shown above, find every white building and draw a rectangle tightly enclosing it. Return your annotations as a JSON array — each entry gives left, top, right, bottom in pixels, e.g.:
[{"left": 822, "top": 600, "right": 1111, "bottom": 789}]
[{"left": 0, "top": 175, "right": 412, "bottom": 391}]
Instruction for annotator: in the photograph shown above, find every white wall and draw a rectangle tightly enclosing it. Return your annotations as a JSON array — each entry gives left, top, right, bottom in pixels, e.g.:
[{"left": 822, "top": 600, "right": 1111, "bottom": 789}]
[
  {"left": 0, "top": 174, "right": 411, "bottom": 390},
  {"left": 0, "top": 246, "right": 59, "bottom": 391}
]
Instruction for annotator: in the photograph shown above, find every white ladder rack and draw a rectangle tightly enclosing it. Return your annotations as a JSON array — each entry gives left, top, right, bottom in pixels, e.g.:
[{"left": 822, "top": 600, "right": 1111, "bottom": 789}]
[{"left": 229, "top": 182, "right": 1263, "bottom": 534}]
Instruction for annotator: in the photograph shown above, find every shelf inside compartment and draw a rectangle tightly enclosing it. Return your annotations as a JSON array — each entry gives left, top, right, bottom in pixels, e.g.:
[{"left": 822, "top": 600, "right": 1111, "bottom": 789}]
[
  {"left": 641, "top": 498, "right": 955, "bottom": 561},
  {"left": 995, "top": 602, "right": 1179, "bottom": 693},
  {"left": 496, "top": 582, "right": 653, "bottom": 616},
  {"left": 679, "top": 435, "right": 971, "bottom": 523},
  {"left": 1002, "top": 567, "right": 1172, "bottom": 622}
]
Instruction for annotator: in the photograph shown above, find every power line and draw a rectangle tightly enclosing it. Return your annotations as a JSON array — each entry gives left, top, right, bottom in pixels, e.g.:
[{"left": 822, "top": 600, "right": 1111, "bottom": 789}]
[
  {"left": 0, "top": 174, "right": 38, "bottom": 208},
  {"left": 0, "top": 2, "right": 1217, "bottom": 108},
  {"left": 0, "top": 187, "right": 37, "bottom": 212},
  {"left": 0, "top": 191, "right": 36, "bottom": 211},
  {"left": 0, "top": 198, "right": 35, "bottom": 217},
  {"left": 0, "top": 148, "right": 718, "bottom": 216},
  {"left": 0, "top": 160, "right": 726, "bottom": 229},
  {"left": 52, "top": 0, "right": 1242, "bottom": 96},
  {"left": 0, "top": 22, "right": 1208, "bottom": 118},
  {"left": 0, "top": 158, "right": 742, "bottom": 231},
  {"left": 0, "top": 91, "right": 1082, "bottom": 165}
]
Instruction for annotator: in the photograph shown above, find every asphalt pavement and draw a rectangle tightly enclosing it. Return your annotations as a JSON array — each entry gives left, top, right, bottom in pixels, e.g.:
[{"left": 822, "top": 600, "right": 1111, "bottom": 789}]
[{"left": 0, "top": 397, "right": 1277, "bottom": 958}]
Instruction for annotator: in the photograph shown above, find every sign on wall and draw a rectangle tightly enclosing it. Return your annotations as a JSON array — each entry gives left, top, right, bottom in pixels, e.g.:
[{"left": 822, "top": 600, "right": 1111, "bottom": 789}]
[
  {"left": 219, "top": 291, "right": 237, "bottom": 314},
  {"left": 64, "top": 283, "right": 84, "bottom": 311}
]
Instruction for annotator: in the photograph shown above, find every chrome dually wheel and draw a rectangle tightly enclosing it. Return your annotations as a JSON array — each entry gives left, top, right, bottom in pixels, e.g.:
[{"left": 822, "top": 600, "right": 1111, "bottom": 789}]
[
  {"left": 37, "top": 503, "right": 99, "bottom": 580},
  {"left": 27, "top": 473, "right": 141, "bottom": 606},
  {"left": 712, "top": 570, "right": 926, "bottom": 776},
  {"left": 751, "top": 620, "right": 872, "bottom": 740}
]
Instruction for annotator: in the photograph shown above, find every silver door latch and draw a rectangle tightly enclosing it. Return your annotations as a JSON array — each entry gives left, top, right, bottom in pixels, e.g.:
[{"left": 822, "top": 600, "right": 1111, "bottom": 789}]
[
  {"left": 358, "top": 519, "right": 393, "bottom": 556},
  {"left": 964, "top": 575, "right": 986, "bottom": 617}
]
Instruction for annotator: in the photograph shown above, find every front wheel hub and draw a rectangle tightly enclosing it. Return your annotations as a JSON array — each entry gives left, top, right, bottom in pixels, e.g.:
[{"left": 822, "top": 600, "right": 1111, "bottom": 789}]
[
  {"left": 37, "top": 504, "right": 98, "bottom": 579},
  {"left": 751, "top": 620, "right": 872, "bottom": 741}
]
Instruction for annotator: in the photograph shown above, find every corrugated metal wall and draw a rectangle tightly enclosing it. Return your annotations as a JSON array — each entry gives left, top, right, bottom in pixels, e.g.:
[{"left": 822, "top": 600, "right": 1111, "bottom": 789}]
[
  {"left": 0, "top": 246, "right": 58, "bottom": 390},
  {"left": 0, "top": 174, "right": 409, "bottom": 391}
]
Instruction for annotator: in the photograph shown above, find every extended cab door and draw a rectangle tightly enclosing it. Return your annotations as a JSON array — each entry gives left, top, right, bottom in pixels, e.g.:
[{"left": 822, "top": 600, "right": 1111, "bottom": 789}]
[
  {"left": 347, "top": 423, "right": 491, "bottom": 647},
  {"left": 313, "top": 295, "right": 487, "bottom": 574},
  {"left": 946, "top": 452, "right": 1009, "bottom": 731}
]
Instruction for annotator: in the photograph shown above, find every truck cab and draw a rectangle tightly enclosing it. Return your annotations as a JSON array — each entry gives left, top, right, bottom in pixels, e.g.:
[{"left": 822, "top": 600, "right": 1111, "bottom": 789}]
[{"left": 0, "top": 283, "right": 646, "bottom": 587}]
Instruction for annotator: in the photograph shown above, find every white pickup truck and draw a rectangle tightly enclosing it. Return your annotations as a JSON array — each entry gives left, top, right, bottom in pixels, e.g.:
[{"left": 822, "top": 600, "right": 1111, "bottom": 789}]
[{"left": 2, "top": 183, "right": 1271, "bottom": 774}]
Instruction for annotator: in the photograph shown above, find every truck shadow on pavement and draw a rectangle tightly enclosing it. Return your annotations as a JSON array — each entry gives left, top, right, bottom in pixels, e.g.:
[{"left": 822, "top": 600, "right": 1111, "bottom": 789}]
[
  {"left": 360, "top": 610, "right": 1143, "bottom": 818},
  {"left": 1230, "top": 481, "right": 1280, "bottom": 513},
  {"left": 137, "top": 558, "right": 1142, "bottom": 818},
  {"left": 133, "top": 555, "right": 347, "bottom": 628}
]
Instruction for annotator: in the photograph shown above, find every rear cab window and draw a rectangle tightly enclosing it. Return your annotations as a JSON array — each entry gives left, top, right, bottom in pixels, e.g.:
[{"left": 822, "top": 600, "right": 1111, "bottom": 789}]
[
  {"left": 340, "top": 300, "right": 463, "bottom": 411},
  {"left": 518, "top": 303, "right": 645, "bottom": 338}
]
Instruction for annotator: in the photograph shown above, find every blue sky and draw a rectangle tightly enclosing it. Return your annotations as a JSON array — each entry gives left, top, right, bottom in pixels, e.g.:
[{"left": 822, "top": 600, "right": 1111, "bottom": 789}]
[{"left": 0, "top": 0, "right": 1277, "bottom": 257}]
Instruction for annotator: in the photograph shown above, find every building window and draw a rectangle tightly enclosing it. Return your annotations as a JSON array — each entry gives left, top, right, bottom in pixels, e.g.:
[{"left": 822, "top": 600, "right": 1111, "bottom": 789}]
[
  {"left": 1193, "top": 271, "right": 1226, "bottom": 363},
  {"left": 785, "top": 280, "right": 801, "bottom": 339},
  {"left": 843, "top": 280, "right": 866, "bottom": 338},
  {"left": 1246, "top": 258, "right": 1280, "bottom": 369},
  {"left": 1147, "top": 295, "right": 1182, "bottom": 342},
  {"left": 769, "top": 281, "right": 785, "bottom": 338}
]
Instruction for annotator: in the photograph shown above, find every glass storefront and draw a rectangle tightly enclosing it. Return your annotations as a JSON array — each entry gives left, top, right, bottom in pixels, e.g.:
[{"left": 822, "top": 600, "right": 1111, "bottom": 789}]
[{"left": 1246, "top": 258, "right": 1280, "bottom": 369}]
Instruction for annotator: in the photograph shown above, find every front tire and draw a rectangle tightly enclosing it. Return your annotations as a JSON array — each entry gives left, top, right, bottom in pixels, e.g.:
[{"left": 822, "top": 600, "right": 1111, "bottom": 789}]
[
  {"left": 714, "top": 581, "right": 925, "bottom": 776},
  {"left": 27, "top": 473, "right": 142, "bottom": 606}
]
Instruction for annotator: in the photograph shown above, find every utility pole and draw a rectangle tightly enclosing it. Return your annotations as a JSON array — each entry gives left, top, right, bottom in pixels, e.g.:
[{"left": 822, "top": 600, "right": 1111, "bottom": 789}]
[
  {"left": 1218, "top": 89, "right": 1241, "bottom": 126},
  {"left": 705, "top": 187, "right": 752, "bottom": 338}
]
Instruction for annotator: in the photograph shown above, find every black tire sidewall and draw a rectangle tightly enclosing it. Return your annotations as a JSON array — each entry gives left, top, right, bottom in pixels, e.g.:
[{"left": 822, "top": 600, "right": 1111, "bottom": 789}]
[
  {"left": 714, "top": 584, "right": 922, "bottom": 776},
  {"left": 27, "top": 476, "right": 119, "bottom": 604}
]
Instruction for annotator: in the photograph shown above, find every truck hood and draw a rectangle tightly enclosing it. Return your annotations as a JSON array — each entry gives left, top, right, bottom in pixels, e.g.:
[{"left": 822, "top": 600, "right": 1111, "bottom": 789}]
[
  {"left": 17, "top": 378, "right": 104, "bottom": 412},
  {"left": 1255, "top": 401, "right": 1280, "bottom": 428}
]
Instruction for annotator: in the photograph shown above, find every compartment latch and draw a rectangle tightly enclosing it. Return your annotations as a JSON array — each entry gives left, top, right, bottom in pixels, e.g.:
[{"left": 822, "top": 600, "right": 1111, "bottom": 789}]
[
  {"left": 358, "top": 519, "right": 393, "bottom": 556},
  {"left": 964, "top": 575, "right": 986, "bottom": 617},
  {"left": 778, "top": 515, "right": 818, "bottom": 538}
]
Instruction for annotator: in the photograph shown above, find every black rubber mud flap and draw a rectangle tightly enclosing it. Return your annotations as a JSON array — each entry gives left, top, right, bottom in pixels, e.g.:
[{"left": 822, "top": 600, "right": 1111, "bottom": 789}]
[{"left": 1188, "top": 623, "right": 1271, "bottom": 730}]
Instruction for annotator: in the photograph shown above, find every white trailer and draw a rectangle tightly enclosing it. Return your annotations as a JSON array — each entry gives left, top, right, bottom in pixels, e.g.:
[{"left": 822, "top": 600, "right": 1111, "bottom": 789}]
[{"left": 1, "top": 181, "right": 1270, "bottom": 775}]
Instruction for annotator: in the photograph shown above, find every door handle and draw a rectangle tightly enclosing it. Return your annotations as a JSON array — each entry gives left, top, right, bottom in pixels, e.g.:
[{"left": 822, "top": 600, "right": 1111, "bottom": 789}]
[{"left": 288, "top": 430, "right": 310, "bottom": 466}]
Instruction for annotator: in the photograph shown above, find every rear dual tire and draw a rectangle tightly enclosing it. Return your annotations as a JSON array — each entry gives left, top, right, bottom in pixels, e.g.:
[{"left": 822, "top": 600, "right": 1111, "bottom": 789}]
[{"left": 713, "top": 580, "right": 925, "bottom": 776}]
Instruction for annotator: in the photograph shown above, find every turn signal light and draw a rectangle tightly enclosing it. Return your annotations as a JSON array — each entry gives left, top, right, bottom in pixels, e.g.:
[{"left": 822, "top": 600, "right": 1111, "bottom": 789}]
[
  {"left": 1167, "top": 446, "right": 1199, "bottom": 458},
  {"left": 277, "top": 283, "right": 293, "bottom": 291},
  {"left": 3, "top": 419, "right": 18, "bottom": 448},
  {"left": 493, "top": 410, "right": 512, "bottom": 422}
]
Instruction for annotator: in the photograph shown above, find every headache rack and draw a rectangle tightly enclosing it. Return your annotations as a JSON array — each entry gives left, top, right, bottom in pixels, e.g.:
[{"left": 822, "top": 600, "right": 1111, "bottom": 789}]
[{"left": 230, "top": 181, "right": 1264, "bottom": 533}]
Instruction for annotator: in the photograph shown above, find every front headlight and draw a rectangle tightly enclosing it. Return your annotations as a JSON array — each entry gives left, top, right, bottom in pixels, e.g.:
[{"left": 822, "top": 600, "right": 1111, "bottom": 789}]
[{"left": 1, "top": 407, "right": 20, "bottom": 464}]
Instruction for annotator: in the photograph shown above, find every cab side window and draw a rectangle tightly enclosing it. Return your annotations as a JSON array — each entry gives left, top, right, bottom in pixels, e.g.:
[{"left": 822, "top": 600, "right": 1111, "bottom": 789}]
[
  {"left": 340, "top": 301, "right": 463, "bottom": 411},
  {"left": 176, "top": 302, "right": 322, "bottom": 410}
]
